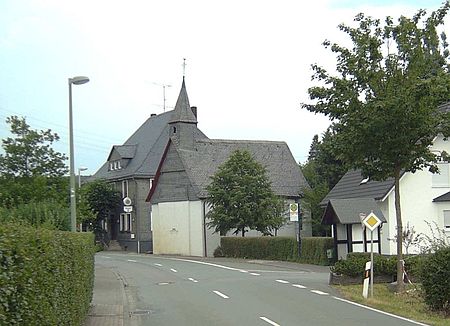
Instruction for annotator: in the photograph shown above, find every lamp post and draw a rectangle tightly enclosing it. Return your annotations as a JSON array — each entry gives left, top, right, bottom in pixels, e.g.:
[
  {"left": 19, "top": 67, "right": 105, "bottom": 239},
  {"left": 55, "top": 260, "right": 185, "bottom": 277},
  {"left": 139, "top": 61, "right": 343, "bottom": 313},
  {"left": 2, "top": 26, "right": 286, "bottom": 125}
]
[
  {"left": 69, "top": 76, "right": 89, "bottom": 232},
  {"left": 78, "top": 166, "right": 88, "bottom": 188}
]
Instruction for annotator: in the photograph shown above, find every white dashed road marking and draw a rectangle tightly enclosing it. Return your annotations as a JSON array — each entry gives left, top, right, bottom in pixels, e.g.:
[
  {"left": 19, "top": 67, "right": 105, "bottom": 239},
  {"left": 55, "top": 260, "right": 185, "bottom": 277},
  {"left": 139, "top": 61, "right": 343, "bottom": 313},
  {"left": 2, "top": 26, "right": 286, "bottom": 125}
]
[
  {"left": 260, "top": 316, "right": 280, "bottom": 326},
  {"left": 170, "top": 268, "right": 178, "bottom": 273},
  {"left": 213, "top": 291, "right": 230, "bottom": 299},
  {"left": 188, "top": 278, "right": 198, "bottom": 283},
  {"left": 250, "top": 273, "right": 260, "bottom": 276},
  {"left": 127, "top": 259, "right": 137, "bottom": 263},
  {"left": 311, "top": 290, "right": 329, "bottom": 295},
  {"left": 154, "top": 263, "right": 162, "bottom": 267},
  {"left": 275, "top": 279, "right": 289, "bottom": 284},
  {"left": 292, "top": 284, "right": 307, "bottom": 289}
]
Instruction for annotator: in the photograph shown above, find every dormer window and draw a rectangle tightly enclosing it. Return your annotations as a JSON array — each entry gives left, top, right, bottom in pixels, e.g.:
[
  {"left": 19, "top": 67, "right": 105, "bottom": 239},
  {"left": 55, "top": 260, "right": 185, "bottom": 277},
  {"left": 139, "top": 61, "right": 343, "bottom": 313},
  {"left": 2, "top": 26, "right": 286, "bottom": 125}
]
[
  {"left": 360, "top": 176, "right": 370, "bottom": 184},
  {"left": 109, "top": 160, "right": 122, "bottom": 171}
]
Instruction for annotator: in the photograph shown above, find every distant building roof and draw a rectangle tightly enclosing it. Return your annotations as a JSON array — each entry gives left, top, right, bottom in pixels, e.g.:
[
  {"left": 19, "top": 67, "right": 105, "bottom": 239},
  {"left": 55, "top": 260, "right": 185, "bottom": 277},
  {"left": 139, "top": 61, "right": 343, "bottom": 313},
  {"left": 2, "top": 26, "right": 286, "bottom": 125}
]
[
  {"left": 322, "top": 198, "right": 386, "bottom": 225},
  {"left": 320, "top": 170, "right": 395, "bottom": 206},
  {"left": 107, "top": 145, "right": 137, "bottom": 160},
  {"left": 176, "top": 138, "right": 308, "bottom": 198}
]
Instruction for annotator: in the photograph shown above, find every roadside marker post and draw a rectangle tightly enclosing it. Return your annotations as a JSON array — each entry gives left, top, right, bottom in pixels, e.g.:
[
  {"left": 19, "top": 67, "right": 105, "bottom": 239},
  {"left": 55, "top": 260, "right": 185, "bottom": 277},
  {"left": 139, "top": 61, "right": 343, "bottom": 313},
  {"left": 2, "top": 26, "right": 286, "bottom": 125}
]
[{"left": 362, "top": 211, "right": 382, "bottom": 298}]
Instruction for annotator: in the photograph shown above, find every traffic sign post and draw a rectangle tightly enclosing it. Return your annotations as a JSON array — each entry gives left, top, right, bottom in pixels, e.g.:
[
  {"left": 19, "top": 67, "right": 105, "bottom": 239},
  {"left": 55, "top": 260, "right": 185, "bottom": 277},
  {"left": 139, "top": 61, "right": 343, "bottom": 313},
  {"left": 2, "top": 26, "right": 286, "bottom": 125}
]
[{"left": 362, "top": 211, "right": 382, "bottom": 298}]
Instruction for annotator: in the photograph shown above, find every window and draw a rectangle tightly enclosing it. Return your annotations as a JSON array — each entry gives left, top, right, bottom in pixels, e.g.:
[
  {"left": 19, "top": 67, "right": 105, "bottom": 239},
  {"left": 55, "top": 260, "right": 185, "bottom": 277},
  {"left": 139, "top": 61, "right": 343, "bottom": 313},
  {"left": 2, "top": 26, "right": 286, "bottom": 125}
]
[
  {"left": 110, "top": 162, "right": 114, "bottom": 171},
  {"left": 444, "top": 210, "right": 450, "bottom": 229},
  {"left": 432, "top": 163, "right": 450, "bottom": 187},
  {"left": 122, "top": 180, "right": 129, "bottom": 198},
  {"left": 120, "top": 213, "right": 132, "bottom": 232},
  {"left": 119, "top": 214, "right": 125, "bottom": 231},
  {"left": 360, "top": 176, "right": 370, "bottom": 184}
]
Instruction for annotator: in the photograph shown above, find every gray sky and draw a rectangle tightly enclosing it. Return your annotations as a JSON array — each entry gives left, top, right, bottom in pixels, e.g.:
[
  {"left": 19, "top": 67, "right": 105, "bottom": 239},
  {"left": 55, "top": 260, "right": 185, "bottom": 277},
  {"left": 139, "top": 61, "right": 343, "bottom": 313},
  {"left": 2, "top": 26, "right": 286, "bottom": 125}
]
[{"left": 0, "top": 0, "right": 446, "bottom": 175}]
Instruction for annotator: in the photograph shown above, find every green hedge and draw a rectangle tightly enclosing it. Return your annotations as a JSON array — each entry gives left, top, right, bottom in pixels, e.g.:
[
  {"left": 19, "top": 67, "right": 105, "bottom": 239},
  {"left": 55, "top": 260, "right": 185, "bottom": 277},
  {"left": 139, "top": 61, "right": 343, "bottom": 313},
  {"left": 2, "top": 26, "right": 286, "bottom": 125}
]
[
  {"left": 218, "top": 236, "right": 334, "bottom": 265},
  {"left": 420, "top": 247, "right": 450, "bottom": 314},
  {"left": 331, "top": 252, "right": 424, "bottom": 279},
  {"left": 0, "top": 223, "right": 95, "bottom": 326}
]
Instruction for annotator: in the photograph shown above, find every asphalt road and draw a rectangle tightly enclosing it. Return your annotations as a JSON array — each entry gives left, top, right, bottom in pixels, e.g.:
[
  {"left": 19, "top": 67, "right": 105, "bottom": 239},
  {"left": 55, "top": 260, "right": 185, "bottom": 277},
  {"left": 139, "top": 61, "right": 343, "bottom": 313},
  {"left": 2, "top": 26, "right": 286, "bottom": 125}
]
[{"left": 95, "top": 253, "right": 427, "bottom": 326}]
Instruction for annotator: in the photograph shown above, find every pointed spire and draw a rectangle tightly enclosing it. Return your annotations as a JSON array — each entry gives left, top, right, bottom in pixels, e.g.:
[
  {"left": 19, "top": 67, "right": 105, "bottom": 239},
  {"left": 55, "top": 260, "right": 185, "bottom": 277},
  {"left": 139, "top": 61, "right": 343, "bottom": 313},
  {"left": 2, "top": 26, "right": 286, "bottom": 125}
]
[{"left": 169, "top": 78, "right": 197, "bottom": 124}]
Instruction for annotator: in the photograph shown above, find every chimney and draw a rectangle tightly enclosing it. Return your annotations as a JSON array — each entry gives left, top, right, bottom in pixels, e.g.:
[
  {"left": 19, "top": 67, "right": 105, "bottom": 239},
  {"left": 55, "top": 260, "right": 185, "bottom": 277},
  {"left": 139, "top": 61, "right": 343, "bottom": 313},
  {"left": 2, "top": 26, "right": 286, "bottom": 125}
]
[
  {"left": 191, "top": 106, "right": 197, "bottom": 118},
  {"left": 150, "top": 113, "right": 157, "bottom": 117}
]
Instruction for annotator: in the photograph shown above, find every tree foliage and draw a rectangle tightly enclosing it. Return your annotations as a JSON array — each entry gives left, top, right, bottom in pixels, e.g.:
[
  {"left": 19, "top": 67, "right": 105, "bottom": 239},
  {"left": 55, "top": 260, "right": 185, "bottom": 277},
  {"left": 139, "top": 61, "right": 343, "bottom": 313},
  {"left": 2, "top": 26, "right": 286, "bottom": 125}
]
[
  {"left": 0, "top": 116, "right": 68, "bottom": 207},
  {"left": 79, "top": 180, "right": 121, "bottom": 234},
  {"left": 206, "top": 150, "right": 285, "bottom": 237},
  {"left": 303, "top": 3, "right": 450, "bottom": 291},
  {"left": 300, "top": 129, "right": 346, "bottom": 236}
]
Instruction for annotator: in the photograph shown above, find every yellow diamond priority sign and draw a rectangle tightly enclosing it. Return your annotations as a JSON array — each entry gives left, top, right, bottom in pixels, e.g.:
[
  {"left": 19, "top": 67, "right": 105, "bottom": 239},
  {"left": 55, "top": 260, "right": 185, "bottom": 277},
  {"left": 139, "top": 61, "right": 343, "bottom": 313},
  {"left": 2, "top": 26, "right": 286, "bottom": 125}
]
[{"left": 363, "top": 212, "right": 381, "bottom": 231}]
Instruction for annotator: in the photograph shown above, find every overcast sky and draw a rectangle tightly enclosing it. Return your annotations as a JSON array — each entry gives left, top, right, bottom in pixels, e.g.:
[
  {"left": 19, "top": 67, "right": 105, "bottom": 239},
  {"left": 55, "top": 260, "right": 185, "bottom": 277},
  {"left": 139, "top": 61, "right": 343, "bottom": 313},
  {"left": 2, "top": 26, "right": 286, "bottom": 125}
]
[{"left": 0, "top": 0, "right": 446, "bottom": 175}]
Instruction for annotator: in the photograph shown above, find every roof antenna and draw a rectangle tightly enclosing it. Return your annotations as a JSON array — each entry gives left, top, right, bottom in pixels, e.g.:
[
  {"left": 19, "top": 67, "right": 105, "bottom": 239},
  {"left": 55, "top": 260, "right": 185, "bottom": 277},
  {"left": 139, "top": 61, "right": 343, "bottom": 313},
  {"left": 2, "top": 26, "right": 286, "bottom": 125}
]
[{"left": 152, "top": 82, "right": 172, "bottom": 112}]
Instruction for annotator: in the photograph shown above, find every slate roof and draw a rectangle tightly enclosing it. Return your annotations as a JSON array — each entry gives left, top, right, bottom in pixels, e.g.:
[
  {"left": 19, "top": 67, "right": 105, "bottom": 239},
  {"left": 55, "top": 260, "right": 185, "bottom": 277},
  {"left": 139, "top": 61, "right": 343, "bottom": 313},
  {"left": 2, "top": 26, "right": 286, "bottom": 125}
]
[
  {"left": 175, "top": 139, "right": 309, "bottom": 198},
  {"left": 320, "top": 170, "right": 395, "bottom": 206},
  {"left": 107, "top": 145, "right": 137, "bottom": 160},
  {"left": 433, "top": 191, "right": 450, "bottom": 202},
  {"left": 169, "top": 78, "right": 197, "bottom": 124},
  {"left": 92, "top": 110, "right": 174, "bottom": 180},
  {"left": 322, "top": 198, "right": 386, "bottom": 225}
]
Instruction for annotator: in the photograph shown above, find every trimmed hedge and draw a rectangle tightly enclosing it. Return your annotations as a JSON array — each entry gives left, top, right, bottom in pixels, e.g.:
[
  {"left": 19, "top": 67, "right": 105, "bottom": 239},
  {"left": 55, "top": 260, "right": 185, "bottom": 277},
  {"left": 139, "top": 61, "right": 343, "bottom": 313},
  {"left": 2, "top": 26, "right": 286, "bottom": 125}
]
[
  {"left": 218, "top": 236, "right": 334, "bottom": 265},
  {"left": 0, "top": 223, "right": 96, "bottom": 326},
  {"left": 331, "top": 252, "right": 424, "bottom": 279}
]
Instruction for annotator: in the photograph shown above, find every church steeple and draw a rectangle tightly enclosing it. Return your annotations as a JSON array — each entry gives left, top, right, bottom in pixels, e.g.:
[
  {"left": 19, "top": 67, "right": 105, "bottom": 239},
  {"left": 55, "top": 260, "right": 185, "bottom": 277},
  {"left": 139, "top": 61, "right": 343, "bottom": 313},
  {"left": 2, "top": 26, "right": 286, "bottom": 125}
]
[
  {"left": 169, "top": 78, "right": 197, "bottom": 125},
  {"left": 169, "top": 78, "right": 199, "bottom": 150}
]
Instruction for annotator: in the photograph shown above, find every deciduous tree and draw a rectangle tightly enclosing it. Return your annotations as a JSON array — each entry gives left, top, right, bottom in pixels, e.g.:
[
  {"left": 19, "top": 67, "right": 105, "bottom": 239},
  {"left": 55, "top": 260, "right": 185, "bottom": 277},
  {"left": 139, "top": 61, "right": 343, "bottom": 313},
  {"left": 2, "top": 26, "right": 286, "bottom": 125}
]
[
  {"left": 303, "top": 3, "right": 450, "bottom": 291},
  {"left": 206, "top": 150, "right": 284, "bottom": 237}
]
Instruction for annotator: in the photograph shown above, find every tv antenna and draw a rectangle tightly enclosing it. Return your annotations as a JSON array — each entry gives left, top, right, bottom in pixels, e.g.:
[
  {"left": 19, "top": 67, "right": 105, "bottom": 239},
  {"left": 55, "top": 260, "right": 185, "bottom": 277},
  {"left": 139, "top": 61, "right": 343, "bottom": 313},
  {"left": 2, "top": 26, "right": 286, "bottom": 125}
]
[{"left": 152, "top": 82, "right": 172, "bottom": 112}]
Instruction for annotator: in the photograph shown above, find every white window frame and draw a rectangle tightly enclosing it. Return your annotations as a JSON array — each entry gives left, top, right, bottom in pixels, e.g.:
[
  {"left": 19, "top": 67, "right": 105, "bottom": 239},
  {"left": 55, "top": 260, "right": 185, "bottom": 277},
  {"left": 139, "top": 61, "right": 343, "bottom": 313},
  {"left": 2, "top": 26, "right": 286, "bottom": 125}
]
[
  {"left": 110, "top": 162, "right": 114, "bottom": 171},
  {"left": 126, "top": 213, "right": 132, "bottom": 232},
  {"left": 444, "top": 210, "right": 450, "bottom": 230},
  {"left": 119, "top": 213, "right": 125, "bottom": 231}
]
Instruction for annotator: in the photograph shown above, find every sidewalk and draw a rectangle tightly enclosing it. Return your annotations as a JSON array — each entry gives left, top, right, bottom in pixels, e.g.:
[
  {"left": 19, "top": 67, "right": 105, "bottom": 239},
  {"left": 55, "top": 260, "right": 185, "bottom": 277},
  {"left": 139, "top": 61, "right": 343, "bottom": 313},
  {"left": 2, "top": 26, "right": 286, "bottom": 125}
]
[{"left": 84, "top": 264, "right": 126, "bottom": 326}]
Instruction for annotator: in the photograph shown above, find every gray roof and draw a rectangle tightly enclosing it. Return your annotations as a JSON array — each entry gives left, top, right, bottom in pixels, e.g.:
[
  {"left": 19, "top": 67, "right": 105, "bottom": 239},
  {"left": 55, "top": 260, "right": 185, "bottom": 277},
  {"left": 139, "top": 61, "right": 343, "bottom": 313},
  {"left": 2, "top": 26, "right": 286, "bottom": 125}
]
[
  {"left": 108, "top": 145, "right": 137, "bottom": 160},
  {"left": 176, "top": 139, "right": 309, "bottom": 198},
  {"left": 320, "top": 170, "right": 395, "bottom": 206},
  {"left": 169, "top": 78, "right": 197, "bottom": 124},
  {"left": 433, "top": 191, "right": 450, "bottom": 202},
  {"left": 92, "top": 110, "right": 174, "bottom": 180},
  {"left": 438, "top": 101, "right": 450, "bottom": 113},
  {"left": 322, "top": 198, "right": 386, "bottom": 225}
]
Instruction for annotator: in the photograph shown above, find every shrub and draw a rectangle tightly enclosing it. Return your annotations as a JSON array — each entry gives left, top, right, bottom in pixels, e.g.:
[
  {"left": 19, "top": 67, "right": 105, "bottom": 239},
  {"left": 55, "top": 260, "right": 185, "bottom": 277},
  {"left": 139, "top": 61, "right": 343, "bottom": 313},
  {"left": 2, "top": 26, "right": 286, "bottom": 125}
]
[
  {"left": 420, "top": 246, "right": 450, "bottom": 314},
  {"left": 0, "top": 200, "right": 69, "bottom": 231},
  {"left": 220, "top": 236, "right": 333, "bottom": 265},
  {"left": 0, "top": 223, "right": 95, "bottom": 325}
]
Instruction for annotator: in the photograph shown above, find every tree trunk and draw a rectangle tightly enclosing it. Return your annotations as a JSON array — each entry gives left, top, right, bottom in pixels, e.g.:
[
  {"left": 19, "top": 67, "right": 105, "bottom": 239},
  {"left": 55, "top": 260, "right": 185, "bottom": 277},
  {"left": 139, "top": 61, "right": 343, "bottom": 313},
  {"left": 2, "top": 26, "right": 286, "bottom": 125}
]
[
  {"left": 242, "top": 229, "right": 245, "bottom": 237},
  {"left": 394, "top": 167, "right": 404, "bottom": 292}
]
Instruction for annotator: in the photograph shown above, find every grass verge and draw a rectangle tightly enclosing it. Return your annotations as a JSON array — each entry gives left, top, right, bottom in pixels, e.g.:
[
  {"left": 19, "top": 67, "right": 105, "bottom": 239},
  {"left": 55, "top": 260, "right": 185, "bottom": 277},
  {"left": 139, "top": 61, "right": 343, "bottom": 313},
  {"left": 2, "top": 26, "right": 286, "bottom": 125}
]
[{"left": 334, "top": 284, "right": 449, "bottom": 326}]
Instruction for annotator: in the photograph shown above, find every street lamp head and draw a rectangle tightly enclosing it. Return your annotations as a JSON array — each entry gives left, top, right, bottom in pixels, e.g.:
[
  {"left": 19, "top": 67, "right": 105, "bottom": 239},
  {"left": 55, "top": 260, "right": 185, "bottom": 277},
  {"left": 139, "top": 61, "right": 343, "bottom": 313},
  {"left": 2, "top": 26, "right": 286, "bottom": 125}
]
[
  {"left": 70, "top": 76, "right": 90, "bottom": 85},
  {"left": 78, "top": 166, "right": 88, "bottom": 172}
]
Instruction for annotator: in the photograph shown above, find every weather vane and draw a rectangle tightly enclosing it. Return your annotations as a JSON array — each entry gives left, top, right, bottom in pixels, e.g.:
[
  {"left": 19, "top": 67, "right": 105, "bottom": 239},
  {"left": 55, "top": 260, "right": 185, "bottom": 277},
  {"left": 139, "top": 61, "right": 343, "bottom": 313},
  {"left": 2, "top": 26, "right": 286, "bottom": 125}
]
[{"left": 182, "top": 58, "right": 187, "bottom": 77}]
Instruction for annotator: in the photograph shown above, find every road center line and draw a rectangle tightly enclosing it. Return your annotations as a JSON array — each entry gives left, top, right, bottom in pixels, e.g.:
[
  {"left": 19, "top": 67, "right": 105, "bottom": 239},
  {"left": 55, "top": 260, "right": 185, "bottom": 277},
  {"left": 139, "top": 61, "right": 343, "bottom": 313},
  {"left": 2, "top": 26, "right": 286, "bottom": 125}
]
[
  {"left": 292, "top": 284, "right": 306, "bottom": 289},
  {"left": 276, "top": 279, "right": 289, "bottom": 284},
  {"left": 260, "top": 316, "right": 280, "bottom": 326},
  {"left": 333, "top": 297, "right": 429, "bottom": 325},
  {"left": 127, "top": 259, "right": 137, "bottom": 263},
  {"left": 188, "top": 278, "right": 198, "bottom": 283},
  {"left": 213, "top": 291, "right": 230, "bottom": 299},
  {"left": 250, "top": 272, "right": 260, "bottom": 276},
  {"left": 154, "top": 263, "right": 162, "bottom": 267},
  {"left": 170, "top": 268, "right": 178, "bottom": 273}
]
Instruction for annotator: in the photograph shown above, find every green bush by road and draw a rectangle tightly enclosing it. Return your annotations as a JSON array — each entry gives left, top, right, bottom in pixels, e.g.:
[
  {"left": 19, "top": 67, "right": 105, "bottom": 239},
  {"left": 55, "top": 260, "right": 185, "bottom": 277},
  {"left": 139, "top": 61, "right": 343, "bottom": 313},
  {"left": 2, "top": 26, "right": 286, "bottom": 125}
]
[
  {"left": 0, "top": 223, "right": 95, "bottom": 325},
  {"left": 217, "top": 236, "right": 334, "bottom": 265}
]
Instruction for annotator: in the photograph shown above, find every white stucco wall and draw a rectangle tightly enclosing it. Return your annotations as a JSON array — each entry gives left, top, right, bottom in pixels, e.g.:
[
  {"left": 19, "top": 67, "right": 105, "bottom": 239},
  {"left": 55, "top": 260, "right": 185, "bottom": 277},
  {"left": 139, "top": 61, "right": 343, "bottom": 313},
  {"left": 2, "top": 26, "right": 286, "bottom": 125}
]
[
  {"left": 152, "top": 200, "right": 221, "bottom": 257},
  {"left": 382, "top": 135, "right": 450, "bottom": 254}
]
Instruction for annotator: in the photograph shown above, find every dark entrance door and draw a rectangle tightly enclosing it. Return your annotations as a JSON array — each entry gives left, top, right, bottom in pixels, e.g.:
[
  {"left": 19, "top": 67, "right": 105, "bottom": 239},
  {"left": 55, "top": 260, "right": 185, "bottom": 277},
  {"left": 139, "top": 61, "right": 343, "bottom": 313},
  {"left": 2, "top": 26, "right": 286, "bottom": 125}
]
[{"left": 110, "top": 214, "right": 118, "bottom": 240}]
